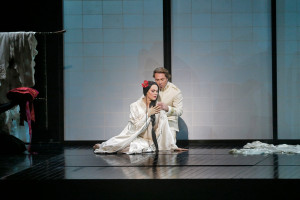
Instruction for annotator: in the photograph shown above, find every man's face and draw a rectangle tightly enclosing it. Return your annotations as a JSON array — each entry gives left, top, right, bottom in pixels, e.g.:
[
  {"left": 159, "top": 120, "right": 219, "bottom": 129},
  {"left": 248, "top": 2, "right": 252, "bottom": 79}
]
[{"left": 154, "top": 73, "right": 168, "bottom": 90}]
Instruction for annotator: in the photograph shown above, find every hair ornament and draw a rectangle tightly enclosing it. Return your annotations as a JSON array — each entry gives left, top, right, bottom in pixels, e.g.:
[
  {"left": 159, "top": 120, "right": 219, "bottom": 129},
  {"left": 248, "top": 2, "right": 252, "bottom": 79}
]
[{"left": 141, "top": 80, "right": 149, "bottom": 88}]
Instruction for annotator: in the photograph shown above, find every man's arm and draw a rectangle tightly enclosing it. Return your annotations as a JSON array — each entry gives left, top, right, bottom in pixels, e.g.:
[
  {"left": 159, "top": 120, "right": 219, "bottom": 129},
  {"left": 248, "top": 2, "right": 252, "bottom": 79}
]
[{"left": 166, "top": 91, "right": 183, "bottom": 117}]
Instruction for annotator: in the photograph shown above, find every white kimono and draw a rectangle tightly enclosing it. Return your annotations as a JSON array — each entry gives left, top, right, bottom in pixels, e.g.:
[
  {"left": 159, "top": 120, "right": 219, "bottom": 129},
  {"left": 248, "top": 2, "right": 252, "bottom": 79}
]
[{"left": 94, "top": 97, "right": 178, "bottom": 154}]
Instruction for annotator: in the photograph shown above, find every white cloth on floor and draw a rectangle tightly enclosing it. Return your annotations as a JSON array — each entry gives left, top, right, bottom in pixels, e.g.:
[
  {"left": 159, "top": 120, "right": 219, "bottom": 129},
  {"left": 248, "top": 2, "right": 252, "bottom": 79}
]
[
  {"left": 230, "top": 141, "right": 300, "bottom": 155},
  {"left": 94, "top": 97, "right": 178, "bottom": 154}
]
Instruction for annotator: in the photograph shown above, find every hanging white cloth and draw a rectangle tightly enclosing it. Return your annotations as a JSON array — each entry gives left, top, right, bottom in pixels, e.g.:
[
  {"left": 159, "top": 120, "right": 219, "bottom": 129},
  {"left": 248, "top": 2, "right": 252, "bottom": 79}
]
[
  {"left": 0, "top": 33, "right": 9, "bottom": 80},
  {"left": 0, "top": 31, "right": 38, "bottom": 142},
  {"left": 0, "top": 31, "right": 38, "bottom": 87}
]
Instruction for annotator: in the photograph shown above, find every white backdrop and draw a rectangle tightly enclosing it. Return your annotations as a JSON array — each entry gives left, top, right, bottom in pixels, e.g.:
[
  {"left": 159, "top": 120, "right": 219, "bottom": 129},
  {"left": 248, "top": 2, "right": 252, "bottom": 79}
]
[
  {"left": 277, "top": 0, "right": 300, "bottom": 139},
  {"left": 172, "top": 0, "right": 273, "bottom": 140},
  {"left": 64, "top": 0, "right": 164, "bottom": 140},
  {"left": 64, "top": 0, "right": 274, "bottom": 141}
]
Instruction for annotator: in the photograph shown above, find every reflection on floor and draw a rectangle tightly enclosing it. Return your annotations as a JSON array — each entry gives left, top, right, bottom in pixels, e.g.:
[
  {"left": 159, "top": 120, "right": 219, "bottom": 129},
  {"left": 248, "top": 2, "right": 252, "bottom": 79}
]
[{"left": 1, "top": 142, "right": 300, "bottom": 199}]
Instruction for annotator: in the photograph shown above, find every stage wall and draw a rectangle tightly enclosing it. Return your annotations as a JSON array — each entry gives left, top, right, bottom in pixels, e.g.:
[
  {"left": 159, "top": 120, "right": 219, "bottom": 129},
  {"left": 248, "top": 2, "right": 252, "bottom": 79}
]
[{"left": 63, "top": 0, "right": 299, "bottom": 141}]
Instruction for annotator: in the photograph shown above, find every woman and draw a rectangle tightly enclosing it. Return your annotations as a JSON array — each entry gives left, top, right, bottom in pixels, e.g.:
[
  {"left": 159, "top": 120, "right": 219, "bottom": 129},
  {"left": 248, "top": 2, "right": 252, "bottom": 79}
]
[{"left": 93, "top": 80, "right": 188, "bottom": 154}]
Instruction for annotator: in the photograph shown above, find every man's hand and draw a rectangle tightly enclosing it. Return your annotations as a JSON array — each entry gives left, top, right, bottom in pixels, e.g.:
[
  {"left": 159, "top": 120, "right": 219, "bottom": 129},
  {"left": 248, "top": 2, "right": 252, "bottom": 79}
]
[{"left": 157, "top": 102, "right": 169, "bottom": 112}]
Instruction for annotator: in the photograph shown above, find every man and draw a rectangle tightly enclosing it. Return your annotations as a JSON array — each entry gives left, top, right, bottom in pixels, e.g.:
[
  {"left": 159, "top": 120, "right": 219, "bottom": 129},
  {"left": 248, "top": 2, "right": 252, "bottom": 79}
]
[{"left": 153, "top": 67, "right": 183, "bottom": 143}]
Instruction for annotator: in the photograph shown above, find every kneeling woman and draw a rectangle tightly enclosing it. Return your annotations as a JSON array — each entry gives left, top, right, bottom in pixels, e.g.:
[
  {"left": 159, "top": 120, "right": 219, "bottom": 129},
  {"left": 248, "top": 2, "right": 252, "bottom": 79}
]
[{"left": 93, "top": 80, "right": 188, "bottom": 154}]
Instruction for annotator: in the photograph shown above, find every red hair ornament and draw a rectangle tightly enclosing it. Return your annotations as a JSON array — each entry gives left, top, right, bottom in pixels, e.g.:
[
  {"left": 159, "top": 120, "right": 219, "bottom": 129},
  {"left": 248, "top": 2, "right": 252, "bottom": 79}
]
[{"left": 141, "top": 80, "right": 149, "bottom": 88}]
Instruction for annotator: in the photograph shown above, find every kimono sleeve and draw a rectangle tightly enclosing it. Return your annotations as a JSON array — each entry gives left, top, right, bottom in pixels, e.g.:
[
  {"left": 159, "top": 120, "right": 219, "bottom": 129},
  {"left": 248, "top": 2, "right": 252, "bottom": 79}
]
[{"left": 129, "top": 102, "right": 150, "bottom": 131}]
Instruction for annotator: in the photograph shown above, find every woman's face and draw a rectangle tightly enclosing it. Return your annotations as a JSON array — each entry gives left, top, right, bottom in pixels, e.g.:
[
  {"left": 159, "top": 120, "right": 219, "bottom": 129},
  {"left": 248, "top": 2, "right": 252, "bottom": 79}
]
[{"left": 147, "top": 84, "right": 159, "bottom": 101}]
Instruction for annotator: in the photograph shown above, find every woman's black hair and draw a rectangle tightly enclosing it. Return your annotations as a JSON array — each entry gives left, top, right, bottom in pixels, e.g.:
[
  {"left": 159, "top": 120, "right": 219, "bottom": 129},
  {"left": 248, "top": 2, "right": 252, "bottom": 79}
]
[
  {"left": 142, "top": 80, "right": 159, "bottom": 151},
  {"left": 143, "top": 81, "right": 159, "bottom": 107}
]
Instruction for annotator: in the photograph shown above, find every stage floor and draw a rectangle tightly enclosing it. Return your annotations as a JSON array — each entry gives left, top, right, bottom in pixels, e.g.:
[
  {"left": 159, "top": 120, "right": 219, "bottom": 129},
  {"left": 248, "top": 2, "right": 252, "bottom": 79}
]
[{"left": 1, "top": 142, "right": 300, "bottom": 199}]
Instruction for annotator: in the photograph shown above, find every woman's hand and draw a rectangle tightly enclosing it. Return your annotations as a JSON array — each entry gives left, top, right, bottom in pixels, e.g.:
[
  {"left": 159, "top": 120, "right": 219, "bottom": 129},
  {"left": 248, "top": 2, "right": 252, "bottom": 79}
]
[{"left": 148, "top": 105, "right": 161, "bottom": 117}]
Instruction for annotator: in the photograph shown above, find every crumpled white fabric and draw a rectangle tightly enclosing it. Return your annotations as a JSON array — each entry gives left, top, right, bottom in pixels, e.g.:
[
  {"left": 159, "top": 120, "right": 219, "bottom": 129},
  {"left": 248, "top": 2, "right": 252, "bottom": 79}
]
[{"left": 230, "top": 141, "right": 300, "bottom": 155}]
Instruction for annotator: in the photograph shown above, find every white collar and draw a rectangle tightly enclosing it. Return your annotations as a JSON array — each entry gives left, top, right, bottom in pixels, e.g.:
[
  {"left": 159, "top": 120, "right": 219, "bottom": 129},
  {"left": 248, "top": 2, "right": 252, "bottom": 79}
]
[{"left": 160, "top": 81, "right": 170, "bottom": 92}]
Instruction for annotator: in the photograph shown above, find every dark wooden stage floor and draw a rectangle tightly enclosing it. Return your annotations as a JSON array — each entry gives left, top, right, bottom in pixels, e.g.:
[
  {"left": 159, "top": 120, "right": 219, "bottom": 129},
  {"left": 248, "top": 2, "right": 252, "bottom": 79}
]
[{"left": 1, "top": 141, "right": 300, "bottom": 199}]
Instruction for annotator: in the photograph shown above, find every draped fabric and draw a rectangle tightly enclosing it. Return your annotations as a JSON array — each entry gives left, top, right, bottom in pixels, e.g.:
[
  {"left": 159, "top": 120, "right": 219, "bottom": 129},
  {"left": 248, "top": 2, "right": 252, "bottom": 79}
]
[
  {"left": 94, "top": 97, "right": 178, "bottom": 154},
  {"left": 4, "top": 87, "right": 39, "bottom": 152},
  {"left": 7, "top": 87, "right": 39, "bottom": 142},
  {"left": 0, "top": 32, "right": 38, "bottom": 141},
  {"left": 0, "top": 32, "right": 38, "bottom": 86}
]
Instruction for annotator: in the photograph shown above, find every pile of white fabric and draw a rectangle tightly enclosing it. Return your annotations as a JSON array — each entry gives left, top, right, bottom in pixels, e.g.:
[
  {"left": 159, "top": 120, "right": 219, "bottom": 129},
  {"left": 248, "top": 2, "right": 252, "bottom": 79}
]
[{"left": 229, "top": 141, "right": 300, "bottom": 155}]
